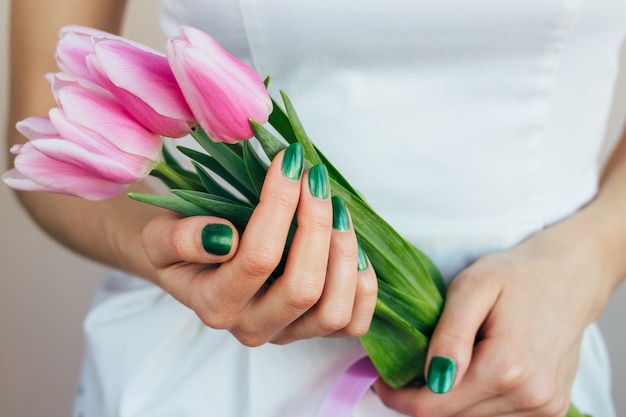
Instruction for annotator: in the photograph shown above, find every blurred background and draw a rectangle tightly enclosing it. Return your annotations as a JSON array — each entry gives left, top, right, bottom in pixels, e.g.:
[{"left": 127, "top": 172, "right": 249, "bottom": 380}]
[{"left": 0, "top": 0, "right": 625, "bottom": 416}]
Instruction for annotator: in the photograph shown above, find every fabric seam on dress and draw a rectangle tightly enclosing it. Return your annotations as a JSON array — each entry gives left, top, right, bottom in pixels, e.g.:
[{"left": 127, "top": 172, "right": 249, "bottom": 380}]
[
  {"left": 532, "top": 0, "right": 585, "bottom": 229},
  {"left": 234, "top": 0, "right": 263, "bottom": 75}
]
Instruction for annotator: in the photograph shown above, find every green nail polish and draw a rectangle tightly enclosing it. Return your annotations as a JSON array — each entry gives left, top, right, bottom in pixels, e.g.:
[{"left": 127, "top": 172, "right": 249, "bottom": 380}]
[
  {"left": 281, "top": 142, "right": 304, "bottom": 180},
  {"left": 331, "top": 196, "right": 350, "bottom": 231},
  {"left": 201, "top": 224, "right": 233, "bottom": 256},
  {"left": 357, "top": 243, "right": 369, "bottom": 271},
  {"left": 427, "top": 356, "right": 457, "bottom": 394},
  {"left": 308, "top": 164, "right": 329, "bottom": 199}
]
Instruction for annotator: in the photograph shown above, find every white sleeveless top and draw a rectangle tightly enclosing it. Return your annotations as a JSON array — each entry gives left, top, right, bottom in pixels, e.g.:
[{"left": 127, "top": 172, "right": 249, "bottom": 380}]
[{"left": 74, "top": 1, "right": 625, "bottom": 416}]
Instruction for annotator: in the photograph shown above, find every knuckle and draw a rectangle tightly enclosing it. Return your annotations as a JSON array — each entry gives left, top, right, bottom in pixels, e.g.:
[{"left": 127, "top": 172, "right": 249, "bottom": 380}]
[
  {"left": 318, "top": 310, "right": 351, "bottom": 333},
  {"left": 269, "top": 187, "right": 298, "bottom": 213},
  {"left": 301, "top": 212, "right": 333, "bottom": 236},
  {"left": 240, "top": 251, "right": 281, "bottom": 277},
  {"left": 514, "top": 381, "right": 554, "bottom": 411},
  {"left": 406, "top": 402, "right": 430, "bottom": 417},
  {"left": 358, "top": 272, "right": 378, "bottom": 297},
  {"left": 234, "top": 330, "right": 268, "bottom": 348},
  {"left": 169, "top": 221, "right": 192, "bottom": 259},
  {"left": 197, "top": 310, "right": 235, "bottom": 330},
  {"left": 343, "top": 320, "right": 371, "bottom": 337},
  {"left": 489, "top": 352, "right": 530, "bottom": 393},
  {"left": 284, "top": 281, "right": 323, "bottom": 311}
]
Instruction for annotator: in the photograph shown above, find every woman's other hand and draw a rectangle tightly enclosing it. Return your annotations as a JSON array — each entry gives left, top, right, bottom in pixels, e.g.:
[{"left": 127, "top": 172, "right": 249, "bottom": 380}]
[{"left": 374, "top": 218, "right": 610, "bottom": 417}]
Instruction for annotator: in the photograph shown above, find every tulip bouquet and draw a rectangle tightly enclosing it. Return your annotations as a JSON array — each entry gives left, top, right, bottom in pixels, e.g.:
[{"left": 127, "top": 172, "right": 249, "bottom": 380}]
[{"left": 3, "top": 26, "right": 589, "bottom": 417}]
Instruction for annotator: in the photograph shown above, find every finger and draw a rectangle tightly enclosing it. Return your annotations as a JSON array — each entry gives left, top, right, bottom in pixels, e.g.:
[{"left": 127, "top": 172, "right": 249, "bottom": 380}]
[
  {"left": 339, "top": 244, "right": 377, "bottom": 336},
  {"left": 452, "top": 337, "right": 581, "bottom": 417},
  {"left": 274, "top": 195, "right": 362, "bottom": 342},
  {"left": 247, "top": 163, "right": 334, "bottom": 342},
  {"left": 208, "top": 143, "right": 305, "bottom": 310},
  {"left": 425, "top": 269, "right": 502, "bottom": 395},
  {"left": 143, "top": 211, "right": 238, "bottom": 268}
]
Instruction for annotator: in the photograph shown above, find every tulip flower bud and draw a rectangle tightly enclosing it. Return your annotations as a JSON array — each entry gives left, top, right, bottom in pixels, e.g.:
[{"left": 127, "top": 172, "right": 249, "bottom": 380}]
[
  {"left": 3, "top": 86, "right": 163, "bottom": 201},
  {"left": 88, "top": 37, "right": 196, "bottom": 138},
  {"left": 166, "top": 26, "right": 272, "bottom": 144}
]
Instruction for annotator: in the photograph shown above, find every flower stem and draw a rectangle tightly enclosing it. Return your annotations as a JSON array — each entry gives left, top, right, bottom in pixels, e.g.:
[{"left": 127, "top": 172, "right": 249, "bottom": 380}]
[{"left": 153, "top": 161, "right": 195, "bottom": 190}]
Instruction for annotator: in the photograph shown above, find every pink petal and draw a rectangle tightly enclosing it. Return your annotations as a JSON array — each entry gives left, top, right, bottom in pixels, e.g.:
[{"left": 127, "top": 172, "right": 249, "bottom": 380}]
[
  {"left": 30, "top": 139, "right": 154, "bottom": 183},
  {"left": 55, "top": 86, "right": 162, "bottom": 160},
  {"left": 11, "top": 146, "right": 127, "bottom": 200},
  {"left": 87, "top": 44, "right": 193, "bottom": 138},
  {"left": 59, "top": 25, "right": 117, "bottom": 39},
  {"left": 48, "top": 72, "right": 110, "bottom": 101},
  {"left": 167, "top": 27, "right": 271, "bottom": 143},
  {"left": 16, "top": 116, "right": 60, "bottom": 139},
  {"left": 168, "top": 43, "right": 270, "bottom": 143},
  {"left": 55, "top": 31, "right": 98, "bottom": 82},
  {"left": 93, "top": 39, "right": 193, "bottom": 120},
  {"left": 2, "top": 169, "right": 61, "bottom": 193}
]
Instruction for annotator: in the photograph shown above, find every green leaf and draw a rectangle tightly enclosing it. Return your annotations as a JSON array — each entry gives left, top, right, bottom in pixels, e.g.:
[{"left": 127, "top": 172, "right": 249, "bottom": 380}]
[
  {"left": 332, "top": 179, "right": 442, "bottom": 309},
  {"left": 360, "top": 298, "right": 430, "bottom": 389},
  {"left": 377, "top": 280, "right": 438, "bottom": 336},
  {"left": 177, "top": 146, "right": 259, "bottom": 204},
  {"left": 192, "top": 161, "right": 252, "bottom": 206},
  {"left": 566, "top": 404, "right": 592, "bottom": 417},
  {"left": 268, "top": 97, "right": 298, "bottom": 144},
  {"left": 190, "top": 127, "right": 256, "bottom": 195},
  {"left": 128, "top": 192, "right": 213, "bottom": 217},
  {"left": 242, "top": 140, "right": 269, "bottom": 195},
  {"left": 279, "top": 90, "right": 322, "bottom": 165},
  {"left": 171, "top": 190, "right": 254, "bottom": 229},
  {"left": 313, "top": 145, "right": 365, "bottom": 203},
  {"left": 162, "top": 144, "right": 184, "bottom": 171},
  {"left": 251, "top": 120, "right": 288, "bottom": 162}
]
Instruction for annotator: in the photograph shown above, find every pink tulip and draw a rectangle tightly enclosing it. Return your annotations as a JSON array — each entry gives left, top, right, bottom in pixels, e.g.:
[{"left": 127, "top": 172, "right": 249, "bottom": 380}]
[
  {"left": 3, "top": 86, "right": 163, "bottom": 200},
  {"left": 166, "top": 26, "right": 272, "bottom": 144},
  {"left": 87, "top": 37, "right": 195, "bottom": 138},
  {"left": 56, "top": 25, "right": 195, "bottom": 138}
]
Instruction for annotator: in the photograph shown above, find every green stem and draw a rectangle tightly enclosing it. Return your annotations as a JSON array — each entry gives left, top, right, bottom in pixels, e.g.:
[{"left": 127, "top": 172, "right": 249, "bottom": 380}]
[{"left": 153, "top": 161, "right": 195, "bottom": 190}]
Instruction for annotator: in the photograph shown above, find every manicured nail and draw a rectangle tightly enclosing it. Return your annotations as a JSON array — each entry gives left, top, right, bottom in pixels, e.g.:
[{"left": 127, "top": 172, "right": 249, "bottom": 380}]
[
  {"left": 201, "top": 224, "right": 233, "bottom": 256},
  {"left": 281, "top": 142, "right": 304, "bottom": 180},
  {"left": 308, "top": 164, "right": 329, "bottom": 199},
  {"left": 357, "top": 243, "right": 369, "bottom": 271},
  {"left": 331, "top": 196, "right": 350, "bottom": 231},
  {"left": 427, "top": 356, "right": 457, "bottom": 394}
]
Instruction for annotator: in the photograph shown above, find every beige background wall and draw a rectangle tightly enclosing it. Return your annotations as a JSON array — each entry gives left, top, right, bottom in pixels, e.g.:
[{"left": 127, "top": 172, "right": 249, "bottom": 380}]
[{"left": 0, "top": 0, "right": 624, "bottom": 416}]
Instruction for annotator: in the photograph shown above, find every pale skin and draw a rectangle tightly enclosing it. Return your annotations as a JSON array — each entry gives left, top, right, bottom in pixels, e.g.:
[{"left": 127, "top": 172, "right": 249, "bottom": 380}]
[{"left": 7, "top": 1, "right": 626, "bottom": 416}]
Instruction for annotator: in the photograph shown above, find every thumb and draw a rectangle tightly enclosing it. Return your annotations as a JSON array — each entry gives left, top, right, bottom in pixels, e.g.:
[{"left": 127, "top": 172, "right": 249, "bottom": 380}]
[
  {"left": 426, "top": 272, "right": 501, "bottom": 394},
  {"left": 143, "top": 211, "right": 239, "bottom": 268}
]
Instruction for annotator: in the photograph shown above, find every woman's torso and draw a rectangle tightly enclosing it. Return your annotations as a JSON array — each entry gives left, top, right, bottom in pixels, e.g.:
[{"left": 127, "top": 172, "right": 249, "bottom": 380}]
[{"left": 75, "top": 2, "right": 626, "bottom": 416}]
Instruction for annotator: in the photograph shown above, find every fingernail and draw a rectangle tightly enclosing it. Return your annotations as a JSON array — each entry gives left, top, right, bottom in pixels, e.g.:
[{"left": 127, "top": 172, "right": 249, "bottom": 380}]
[
  {"left": 201, "top": 224, "right": 233, "bottom": 256},
  {"left": 331, "top": 196, "right": 350, "bottom": 231},
  {"left": 357, "top": 243, "right": 369, "bottom": 271},
  {"left": 427, "top": 356, "right": 457, "bottom": 394},
  {"left": 281, "top": 142, "right": 304, "bottom": 180},
  {"left": 308, "top": 164, "right": 329, "bottom": 199}
]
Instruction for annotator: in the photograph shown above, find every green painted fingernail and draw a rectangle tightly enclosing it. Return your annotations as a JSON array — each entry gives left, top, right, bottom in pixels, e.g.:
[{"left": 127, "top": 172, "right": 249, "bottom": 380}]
[
  {"left": 281, "top": 142, "right": 304, "bottom": 180},
  {"left": 332, "top": 196, "right": 350, "bottom": 231},
  {"left": 201, "top": 224, "right": 233, "bottom": 256},
  {"left": 308, "top": 164, "right": 329, "bottom": 200},
  {"left": 357, "top": 243, "right": 369, "bottom": 271},
  {"left": 427, "top": 356, "right": 457, "bottom": 394}
]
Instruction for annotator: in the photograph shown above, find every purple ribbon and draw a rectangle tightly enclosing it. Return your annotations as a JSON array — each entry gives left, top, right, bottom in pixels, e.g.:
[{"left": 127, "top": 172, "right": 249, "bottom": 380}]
[{"left": 318, "top": 355, "right": 380, "bottom": 417}]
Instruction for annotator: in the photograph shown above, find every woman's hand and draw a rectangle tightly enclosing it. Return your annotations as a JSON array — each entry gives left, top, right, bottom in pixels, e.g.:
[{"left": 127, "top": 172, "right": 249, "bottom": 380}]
[
  {"left": 142, "top": 145, "right": 378, "bottom": 346},
  {"left": 374, "top": 218, "right": 611, "bottom": 417}
]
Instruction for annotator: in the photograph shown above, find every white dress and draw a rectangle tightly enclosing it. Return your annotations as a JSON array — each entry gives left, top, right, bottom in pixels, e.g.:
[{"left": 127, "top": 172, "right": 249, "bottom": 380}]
[{"left": 74, "top": 1, "right": 625, "bottom": 416}]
